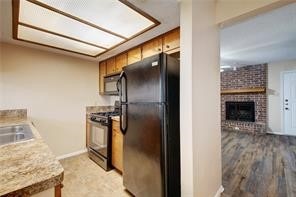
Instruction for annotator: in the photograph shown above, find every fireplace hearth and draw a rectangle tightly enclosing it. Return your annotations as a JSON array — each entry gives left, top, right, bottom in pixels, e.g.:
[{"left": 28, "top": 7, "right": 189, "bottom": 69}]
[{"left": 226, "top": 101, "right": 255, "bottom": 122}]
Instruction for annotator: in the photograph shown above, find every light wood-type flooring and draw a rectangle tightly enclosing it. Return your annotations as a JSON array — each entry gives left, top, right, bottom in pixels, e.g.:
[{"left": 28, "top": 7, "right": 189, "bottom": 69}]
[{"left": 222, "top": 130, "right": 296, "bottom": 197}]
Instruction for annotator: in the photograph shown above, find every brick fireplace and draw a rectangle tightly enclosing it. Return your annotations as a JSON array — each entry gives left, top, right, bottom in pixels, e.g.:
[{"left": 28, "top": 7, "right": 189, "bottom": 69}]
[{"left": 221, "top": 64, "right": 267, "bottom": 133}]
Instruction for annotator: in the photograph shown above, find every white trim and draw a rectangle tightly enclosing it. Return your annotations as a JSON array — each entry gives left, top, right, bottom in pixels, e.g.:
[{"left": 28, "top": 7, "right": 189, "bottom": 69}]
[
  {"left": 214, "top": 186, "right": 224, "bottom": 197},
  {"left": 56, "top": 148, "right": 88, "bottom": 160},
  {"left": 280, "top": 71, "right": 285, "bottom": 134}
]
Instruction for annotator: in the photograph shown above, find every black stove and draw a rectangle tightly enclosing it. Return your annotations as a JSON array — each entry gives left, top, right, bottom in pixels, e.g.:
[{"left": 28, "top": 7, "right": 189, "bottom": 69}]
[
  {"left": 89, "top": 111, "right": 120, "bottom": 124},
  {"left": 88, "top": 105, "right": 120, "bottom": 171}
]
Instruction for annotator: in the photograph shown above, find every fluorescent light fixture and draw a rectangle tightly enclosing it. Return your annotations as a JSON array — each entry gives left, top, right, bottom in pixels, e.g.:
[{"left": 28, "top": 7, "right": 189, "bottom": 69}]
[
  {"left": 36, "top": 0, "right": 156, "bottom": 38},
  {"left": 19, "top": 0, "right": 124, "bottom": 49},
  {"left": 13, "top": 0, "right": 160, "bottom": 57},
  {"left": 18, "top": 25, "right": 105, "bottom": 56}
]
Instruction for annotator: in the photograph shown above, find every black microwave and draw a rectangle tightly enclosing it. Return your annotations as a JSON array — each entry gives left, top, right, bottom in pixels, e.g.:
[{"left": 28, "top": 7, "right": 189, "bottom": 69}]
[{"left": 104, "top": 74, "right": 120, "bottom": 95}]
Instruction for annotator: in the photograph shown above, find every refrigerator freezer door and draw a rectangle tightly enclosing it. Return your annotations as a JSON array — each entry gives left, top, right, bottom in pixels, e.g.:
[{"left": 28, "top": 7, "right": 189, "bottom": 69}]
[
  {"left": 123, "top": 54, "right": 163, "bottom": 103},
  {"left": 123, "top": 103, "right": 164, "bottom": 197}
]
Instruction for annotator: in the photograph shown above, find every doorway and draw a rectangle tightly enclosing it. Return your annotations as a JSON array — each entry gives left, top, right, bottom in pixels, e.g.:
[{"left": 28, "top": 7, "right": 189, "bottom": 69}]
[{"left": 282, "top": 70, "right": 296, "bottom": 136}]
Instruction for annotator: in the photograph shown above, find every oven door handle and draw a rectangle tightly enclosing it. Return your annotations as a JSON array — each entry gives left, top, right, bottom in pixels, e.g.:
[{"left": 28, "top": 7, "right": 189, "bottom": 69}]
[{"left": 87, "top": 119, "right": 109, "bottom": 127}]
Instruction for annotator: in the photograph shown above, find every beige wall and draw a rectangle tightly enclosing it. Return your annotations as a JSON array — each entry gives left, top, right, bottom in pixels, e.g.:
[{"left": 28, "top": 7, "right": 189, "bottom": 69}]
[
  {"left": 216, "top": 0, "right": 279, "bottom": 23},
  {"left": 216, "top": 0, "right": 294, "bottom": 28},
  {"left": 0, "top": 44, "right": 2, "bottom": 106},
  {"left": 268, "top": 60, "right": 296, "bottom": 133},
  {"left": 0, "top": 43, "right": 110, "bottom": 157},
  {"left": 181, "top": 0, "right": 222, "bottom": 196}
]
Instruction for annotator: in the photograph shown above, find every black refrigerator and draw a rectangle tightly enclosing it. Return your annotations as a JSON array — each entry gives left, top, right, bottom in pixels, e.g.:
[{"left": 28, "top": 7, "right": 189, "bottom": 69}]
[{"left": 118, "top": 53, "right": 180, "bottom": 197}]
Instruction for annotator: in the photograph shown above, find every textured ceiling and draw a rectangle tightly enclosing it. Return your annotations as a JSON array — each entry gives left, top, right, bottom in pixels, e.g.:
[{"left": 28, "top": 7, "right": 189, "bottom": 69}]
[
  {"left": 220, "top": 3, "right": 296, "bottom": 67},
  {"left": 0, "top": 0, "right": 179, "bottom": 61}
]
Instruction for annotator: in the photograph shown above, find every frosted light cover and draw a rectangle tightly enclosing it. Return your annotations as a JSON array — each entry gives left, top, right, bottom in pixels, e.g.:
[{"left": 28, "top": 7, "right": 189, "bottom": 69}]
[
  {"left": 18, "top": 25, "right": 105, "bottom": 56},
  {"left": 19, "top": 0, "right": 124, "bottom": 48},
  {"left": 36, "top": 0, "right": 156, "bottom": 38}
]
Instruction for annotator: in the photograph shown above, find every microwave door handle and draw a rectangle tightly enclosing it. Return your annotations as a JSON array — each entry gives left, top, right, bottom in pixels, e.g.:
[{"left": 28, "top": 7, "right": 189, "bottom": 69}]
[
  {"left": 116, "top": 79, "right": 120, "bottom": 93},
  {"left": 116, "top": 78, "right": 121, "bottom": 99}
]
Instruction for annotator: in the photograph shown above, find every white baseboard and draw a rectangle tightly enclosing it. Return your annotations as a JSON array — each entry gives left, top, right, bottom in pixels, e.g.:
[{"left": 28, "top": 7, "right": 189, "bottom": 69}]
[
  {"left": 266, "top": 131, "right": 285, "bottom": 135},
  {"left": 214, "top": 186, "right": 224, "bottom": 197},
  {"left": 266, "top": 131, "right": 296, "bottom": 137},
  {"left": 56, "top": 148, "right": 88, "bottom": 160}
]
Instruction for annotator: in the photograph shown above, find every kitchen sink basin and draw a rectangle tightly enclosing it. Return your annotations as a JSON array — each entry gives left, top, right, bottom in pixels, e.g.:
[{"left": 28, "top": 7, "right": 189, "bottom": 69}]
[{"left": 0, "top": 124, "right": 34, "bottom": 146}]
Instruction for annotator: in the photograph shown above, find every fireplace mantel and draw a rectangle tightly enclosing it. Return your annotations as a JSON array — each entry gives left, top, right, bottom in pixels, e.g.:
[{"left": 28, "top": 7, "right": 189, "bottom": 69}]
[{"left": 221, "top": 87, "right": 266, "bottom": 95}]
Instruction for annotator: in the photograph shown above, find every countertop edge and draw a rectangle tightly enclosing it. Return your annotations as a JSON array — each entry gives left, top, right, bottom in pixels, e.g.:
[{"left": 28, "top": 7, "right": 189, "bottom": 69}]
[
  {"left": 5, "top": 171, "right": 64, "bottom": 197},
  {"left": 0, "top": 121, "right": 64, "bottom": 196}
]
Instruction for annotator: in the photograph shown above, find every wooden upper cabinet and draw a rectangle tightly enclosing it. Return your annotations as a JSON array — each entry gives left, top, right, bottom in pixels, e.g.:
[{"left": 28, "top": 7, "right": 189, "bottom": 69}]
[
  {"left": 128, "top": 47, "right": 142, "bottom": 65},
  {"left": 115, "top": 53, "right": 127, "bottom": 72},
  {"left": 142, "top": 38, "right": 163, "bottom": 59},
  {"left": 106, "top": 58, "right": 116, "bottom": 75},
  {"left": 163, "top": 28, "right": 180, "bottom": 53},
  {"left": 99, "top": 61, "right": 106, "bottom": 94}
]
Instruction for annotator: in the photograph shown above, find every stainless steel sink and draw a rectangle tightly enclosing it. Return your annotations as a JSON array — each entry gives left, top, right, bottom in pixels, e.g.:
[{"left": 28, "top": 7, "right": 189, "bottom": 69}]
[{"left": 0, "top": 124, "right": 34, "bottom": 146}]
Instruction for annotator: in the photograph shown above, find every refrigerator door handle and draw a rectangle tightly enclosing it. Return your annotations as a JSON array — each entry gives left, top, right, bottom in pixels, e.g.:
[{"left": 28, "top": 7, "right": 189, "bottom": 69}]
[
  {"left": 120, "top": 104, "right": 128, "bottom": 134},
  {"left": 117, "top": 73, "right": 122, "bottom": 102},
  {"left": 118, "top": 71, "right": 127, "bottom": 104},
  {"left": 118, "top": 71, "right": 128, "bottom": 134},
  {"left": 116, "top": 71, "right": 127, "bottom": 103}
]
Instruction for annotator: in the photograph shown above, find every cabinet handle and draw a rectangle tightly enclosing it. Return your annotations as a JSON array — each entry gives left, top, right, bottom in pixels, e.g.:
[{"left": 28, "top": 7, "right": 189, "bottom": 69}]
[
  {"left": 158, "top": 48, "right": 161, "bottom": 51},
  {"left": 166, "top": 45, "right": 170, "bottom": 49}
]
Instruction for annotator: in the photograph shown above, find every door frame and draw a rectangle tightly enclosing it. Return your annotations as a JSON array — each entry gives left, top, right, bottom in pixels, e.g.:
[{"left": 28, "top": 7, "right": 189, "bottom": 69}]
[{"left": 281, "top": 70, "right": 296, "bottom": 135}]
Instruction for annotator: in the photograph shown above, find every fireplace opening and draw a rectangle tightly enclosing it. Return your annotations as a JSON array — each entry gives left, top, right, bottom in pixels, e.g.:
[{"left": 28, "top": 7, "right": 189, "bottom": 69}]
[{"left": 226, "top": 101, "right": 255, "bottom": 122}]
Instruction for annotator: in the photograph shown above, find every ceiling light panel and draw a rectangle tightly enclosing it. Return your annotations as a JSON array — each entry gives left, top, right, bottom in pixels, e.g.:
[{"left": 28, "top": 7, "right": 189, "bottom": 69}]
[
  {"left": 36, "top": 0, "right": 156, "bottom": 38},
  {"left": 18, "top": 25, "right": 105, "bottom": 56},
  {"left": 19, "top": 0, "right": 124, "bottom": 48}
]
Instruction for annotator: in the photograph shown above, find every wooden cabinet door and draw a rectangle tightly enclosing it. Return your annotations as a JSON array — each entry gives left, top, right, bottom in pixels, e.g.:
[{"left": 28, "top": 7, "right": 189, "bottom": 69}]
[
  {"left": 142, "top": 38, "right": 162, "bottom": 59},
  {"left": 163, "top": 28, "right": 180, "bottom": 53},
  {"left": 86, "top": 115, "right": 90, "bottom": 148},
  {"left": 115, "top": 53, "right": 127, "bottom": 72},
  {"left": 106, "top": 58, "right": 116, "bottom": 74},
  {"left": 128, "top": 47, "right": 142, "bottom": 65},
  {"left": 112, "top": 120, "right": 123, "bottom": 172},
  {"left": 99, "top": 61, "right": 106, "bottom": 94}
]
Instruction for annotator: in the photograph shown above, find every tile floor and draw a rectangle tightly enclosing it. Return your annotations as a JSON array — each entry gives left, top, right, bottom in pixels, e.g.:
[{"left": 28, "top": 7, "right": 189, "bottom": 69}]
[{"left": 60, "top": 153, "right": 131, "bottom": 197}]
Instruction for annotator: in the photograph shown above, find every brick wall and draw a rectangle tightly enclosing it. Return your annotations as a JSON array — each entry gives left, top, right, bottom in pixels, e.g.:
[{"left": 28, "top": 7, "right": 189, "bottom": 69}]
[{"left": 221, "top": 64, "right": 267, "bottom": 133}]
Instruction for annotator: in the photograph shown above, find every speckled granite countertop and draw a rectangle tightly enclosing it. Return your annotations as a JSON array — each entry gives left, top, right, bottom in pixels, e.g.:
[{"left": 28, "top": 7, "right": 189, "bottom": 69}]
[{"left": 0, "top": 120, "right": 64, "bottom": 196}]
